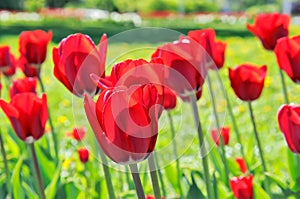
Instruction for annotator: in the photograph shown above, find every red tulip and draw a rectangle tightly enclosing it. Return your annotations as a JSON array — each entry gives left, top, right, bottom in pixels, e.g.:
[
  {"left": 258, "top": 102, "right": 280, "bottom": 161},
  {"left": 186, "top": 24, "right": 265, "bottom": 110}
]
[
  {"left": 0, "top": 45, "right": 16, "bottom": 77},
  {"left": 230, "top": 175, "right": 253, "bottom": 199},
  {"left": 247, "top": 13, "right": 290, "bottom": 50},
  {"left": 236, "top": 157, "right": 248, "bottom": 174},
  {"left": 188, "top": 28, "right": 226, "bottom": 69},
  {"left": 229, "top": 64, "right": 267, "bottom": 101},
  {"left": 152, "top": 36, "right": 206, "bottom": 101},
  {"left": 211, "top": 127, "right": 230, "bottom": 146},
  {"left": 67, "top": 127, "right": 86, "bottom": 141},
  {"left": 19, "top": 30, "right": 52, "bottom": 65},
  {"left": 0, "top": 93, "right": 48, "bottom": 143},
  {"left": 274, "top": 35, "right": 300, "bottom": 83},
  {"left": 163, "top": 87, "right": 177, "bottom": 110},
  {"left": 53, "top": 33, "right": 107, "bottom": 97},
  {"left": 9, "top": 77, "right": 37, "bottom": 99},
  {"left": 277, "top": 104, "right": 300, "bottom": 154},
  {"left": 18, "top": 58, "right": 41, "bottom": 77},
  {"left": 146, "top": 195, "right": 166, "bottom": 199},
  {"left": 84, "top": 84, "right": 159, "bottom": 164},
  {"left": 78, "top": 148, "right": 89, "bottom": 163}
]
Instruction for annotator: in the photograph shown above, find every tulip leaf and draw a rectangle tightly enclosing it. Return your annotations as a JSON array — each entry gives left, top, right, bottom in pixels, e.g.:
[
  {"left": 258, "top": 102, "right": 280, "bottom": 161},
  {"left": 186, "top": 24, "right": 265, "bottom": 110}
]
[
  {"left": 0, "top": 183, "right": 7, "bottom": 199},
  {"left": 254, "top": 183, "right": 270, "bottom": 199},
  {"left": 165, "top": 163, "right": 181, "bottom": 192},
  {"left": 64, "top": 182, "right": 80, "bottom": 198},
  {"left": 264, "top": 172, "right": 288, "bottom": 190},
  {"left": 45, "top": 162, "right": 62, "bottom": 199},
  {"left": 11, "top": 153, "right": 25, "bottom": 199},
  {"left": 287, "top": 149, "right": 297, "bottom": 181},
  {"left": 186, "top": 173, "right": 205, "bottom": 199},
  {"left": 22, "top": 182, "right": 39, "bottom": 199},
  {"left": 290, "top": 178, "right": 300, "bottom": 192}
]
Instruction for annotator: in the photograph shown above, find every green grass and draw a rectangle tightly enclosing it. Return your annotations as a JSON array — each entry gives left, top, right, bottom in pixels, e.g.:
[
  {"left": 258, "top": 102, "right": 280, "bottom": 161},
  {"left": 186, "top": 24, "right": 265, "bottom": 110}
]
[{"left": 1, "top": 26, "right": 300, "bottom": 198}]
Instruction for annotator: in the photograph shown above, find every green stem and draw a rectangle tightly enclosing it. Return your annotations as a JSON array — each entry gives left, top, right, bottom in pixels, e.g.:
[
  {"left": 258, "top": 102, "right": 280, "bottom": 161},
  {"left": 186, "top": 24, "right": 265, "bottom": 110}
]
[
  {"left": 148, "top": 154, "right": 161, "bottom": 199},
  {"left": 84, "top": 164, "right": 90, "bottom": 198},
  {"left": 126, "top": 166, "right": 134, "bottom": 190},
  {"left": 38, "top": 76, "right": 59, "bottom": 160},
  {"left": 278, "top": 68, "right": 289, "bottom": 104},
  {"left": 213, "top": 172, "right": 219, "bottom": 199},
  {"left": 99, "top": 150, "right": 117, "bottom": 199},
  {"left": 216, "top": 72, "right": 250, "bottom": 171},
  {"left": 167, "top": 111, "right": 183, "bottom": 198},
  {"left": 189, "top": 93, "right": 213, "bottom": 199},
  {"left": 0, "top": 133, "right": 11, "bottom": 198},
  {"left": 247, "top": 102, "right": 271, "bottom": 195},
  {"left": 29, "top": 143, "right": 46, "bottom": 199},
  {"left": 154, "top": 154, "right": 167, "bottom": 198},
  {"left": 207, "top": 72, "right": 230, "bottom": 187},
  {"left": 129, "top": 163, "right": 145, "bottom": 199}
]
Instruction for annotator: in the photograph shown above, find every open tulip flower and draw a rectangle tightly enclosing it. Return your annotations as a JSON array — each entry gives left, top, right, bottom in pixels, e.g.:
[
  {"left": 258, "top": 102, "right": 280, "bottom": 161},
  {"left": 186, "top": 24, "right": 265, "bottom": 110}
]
[
  {"left": 0, "top": 45, "right": 16, "bottom": 77},
  {"left": 84, "top": 84, "right": 160, "bottom": 164},
  {"left": 275, "top": 35, "right": 300, "bottom": 83},
  {"left": 247, "top": 13, "right": 290, "bottom": 51},
  {"left": 188, "top": 28, "right": 226, "bottom": 69},
  {"left": 0, "top": 93, "right": 48, "bottom": 143},
  {"left": 230, "top": 175, "right": 253, "bottom": 199},
  {"left": 211, "top": 127, "right": 230, "bottom": 146},
  {"left": 229, "top": 64, "right": 267, "bottom": 101},
  {"left": 152, "top": 36, "right": 207, "bottom": 101},
  {"left": 9, "top": 77, "right": 37, "bottom": 99},
  {"left": 53, "top": 33, "right": 107, "bottom": 97},
  {"left": 277, "top": 104, "right": 300, "bottom": 154}
]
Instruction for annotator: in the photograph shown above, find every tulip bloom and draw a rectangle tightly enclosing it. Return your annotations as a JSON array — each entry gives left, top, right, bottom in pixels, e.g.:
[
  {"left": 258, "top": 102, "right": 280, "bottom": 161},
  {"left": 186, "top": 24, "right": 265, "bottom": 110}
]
[
  {"left": 188, "top": 28, "right": 226, "bottom": 69},
  {"left": 152, "top": 36, "right": 206, "bottom": 101},
  {"left": 78, "top": 148, "right": 89, "bottom": 163},
  {"left": 230, "top": 175, "right": 253, "bottom": 199},
  {"left": 229, "top": 64, "right": 267, "bottom": 101},
  {"left": 163, "top": 87, "right": 177, "bottom": 110},
  {"left": 146, "top": 195, "right": 166, "bottom": 199},
  {"left": 0, "top": 46, "right": 16, "bottom": 77},
  {"left": 211, "top": 127, "right": 230, "bottom": 146},
  {"left": 236, "top": 157, "right": 248, "bottom": 174},
  {"left": 247, "top": 13, "right": 290, "bottom": 50},
  {"left": 277, "top": 104, "right": 300, "bottom": 154},
  {"left": 53, "top": 33, "right": 107, "bottom": 97},
  {"left": 274, "top": 36, "right": 300, "bottom": 83},
  {"left": 67, "top": 127, "right": 86, "bottom": 141},
  {"left": 19, "top": 30, "right": 52, "bottom": 65},
  {"left": 0, "top": 93, "right": 48, "bottom": 143},
  {"left": 84, "top": 84, "right": 159, "bottom": 164},
  {"left": 9, "top": 77, "right": 37, "bottom": 99}
]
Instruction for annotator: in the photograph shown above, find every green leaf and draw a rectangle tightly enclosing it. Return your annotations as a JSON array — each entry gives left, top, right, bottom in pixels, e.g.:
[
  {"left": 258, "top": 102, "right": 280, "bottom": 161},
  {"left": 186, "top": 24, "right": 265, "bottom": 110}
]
[
  {"left": 45, "top": 162, "right": 62, "bottom": 199},
  {"left": 22, "top": 182, "right": 39, "bottom": 199},
  {"left": 165, "top": 163, "right": 180, "bottom": 192},
  {"left": 287, "top": 149, "right": 297, "bottom": 181},
  {"left": 227, "top": 158, "right": 242, "bottom": 176},
  {"left": 186, "top": 174, "right": 205, "bottom": 199},
  {"left": 254, "top": 183, "right": 270, "bottom": 199},
  {"left": 64, "top": 182, "right": 80, "bottom": 198},
  {"left": 264, "top": 172, "right": 288, "bottom": 191},
  {"left": 11, "top": 153, "right": 25, "bottom": 199}
]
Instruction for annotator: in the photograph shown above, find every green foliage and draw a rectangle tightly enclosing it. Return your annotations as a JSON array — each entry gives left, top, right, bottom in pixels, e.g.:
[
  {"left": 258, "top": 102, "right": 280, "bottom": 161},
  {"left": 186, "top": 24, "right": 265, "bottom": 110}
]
[
  {"left": 24, "top": 0, "right": 45, "bottom": 11},
  {"left": 246, "top": 3, "right": 280, "bottom": 16}
]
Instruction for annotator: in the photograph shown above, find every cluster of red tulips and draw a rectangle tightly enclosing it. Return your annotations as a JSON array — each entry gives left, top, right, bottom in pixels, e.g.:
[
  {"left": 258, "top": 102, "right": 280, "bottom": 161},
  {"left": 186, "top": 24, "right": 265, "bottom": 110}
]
[{"left": 0, "top": 12, "right": 299, "bottom": 199}]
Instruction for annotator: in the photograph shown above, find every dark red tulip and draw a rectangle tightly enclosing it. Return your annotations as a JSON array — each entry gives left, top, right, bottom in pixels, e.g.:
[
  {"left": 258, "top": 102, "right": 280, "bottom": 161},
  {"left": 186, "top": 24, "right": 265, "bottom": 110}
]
[
  {"left": 0, "top": 93, "right": 48, "bottom": 143},
  {"left": 236, "top": 157, "right": 248, "bottom": 174},
  {"left": 67, "top": 127, "right": 86, "bottom": 141},
  {"left": 211, "top": 127, "right": 230, "bottom": 146},
  {"left": 19, "top": 30, "right": 52, "bottom": 65},
  {"left": 78, "top": 148, "right": 89, "bottom": 163},
  {"left": 277, "top": 104, "right": 300, "bottom": 154},
  {"left": 230, "top": 175, "right": 253, "bottom": 199},
  {"left": 163, "top": 87, "right": 177, "bottom": 110},
  {"left": 152, "top": 36, "right": 206, "bottom": 101},
  {"left": 18, "top": 58, "right": 40, "bottom": 77},
  {"left": 9, "top": 77, "right": 37, "bottom": 99},
  {"left": 188, "top": 28, "right": 226, "bottom": 69},
  {"left": 53, "top": 33, "right": 107, "bottom": 97},
  {"left": 247, "top": 13, "right": 290, "bottom": 50},
  {"left": 274, "top": 36, "right": 300, "bottom": 83},
  {"left": 84, "top": 84, "right": 159, "bottom": 164},
  {"left": 229, "top": 64, "right": 267, "bottom": 101},
  {"left": 0, "top": 45, "right": 16, "bottom": 77}
]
